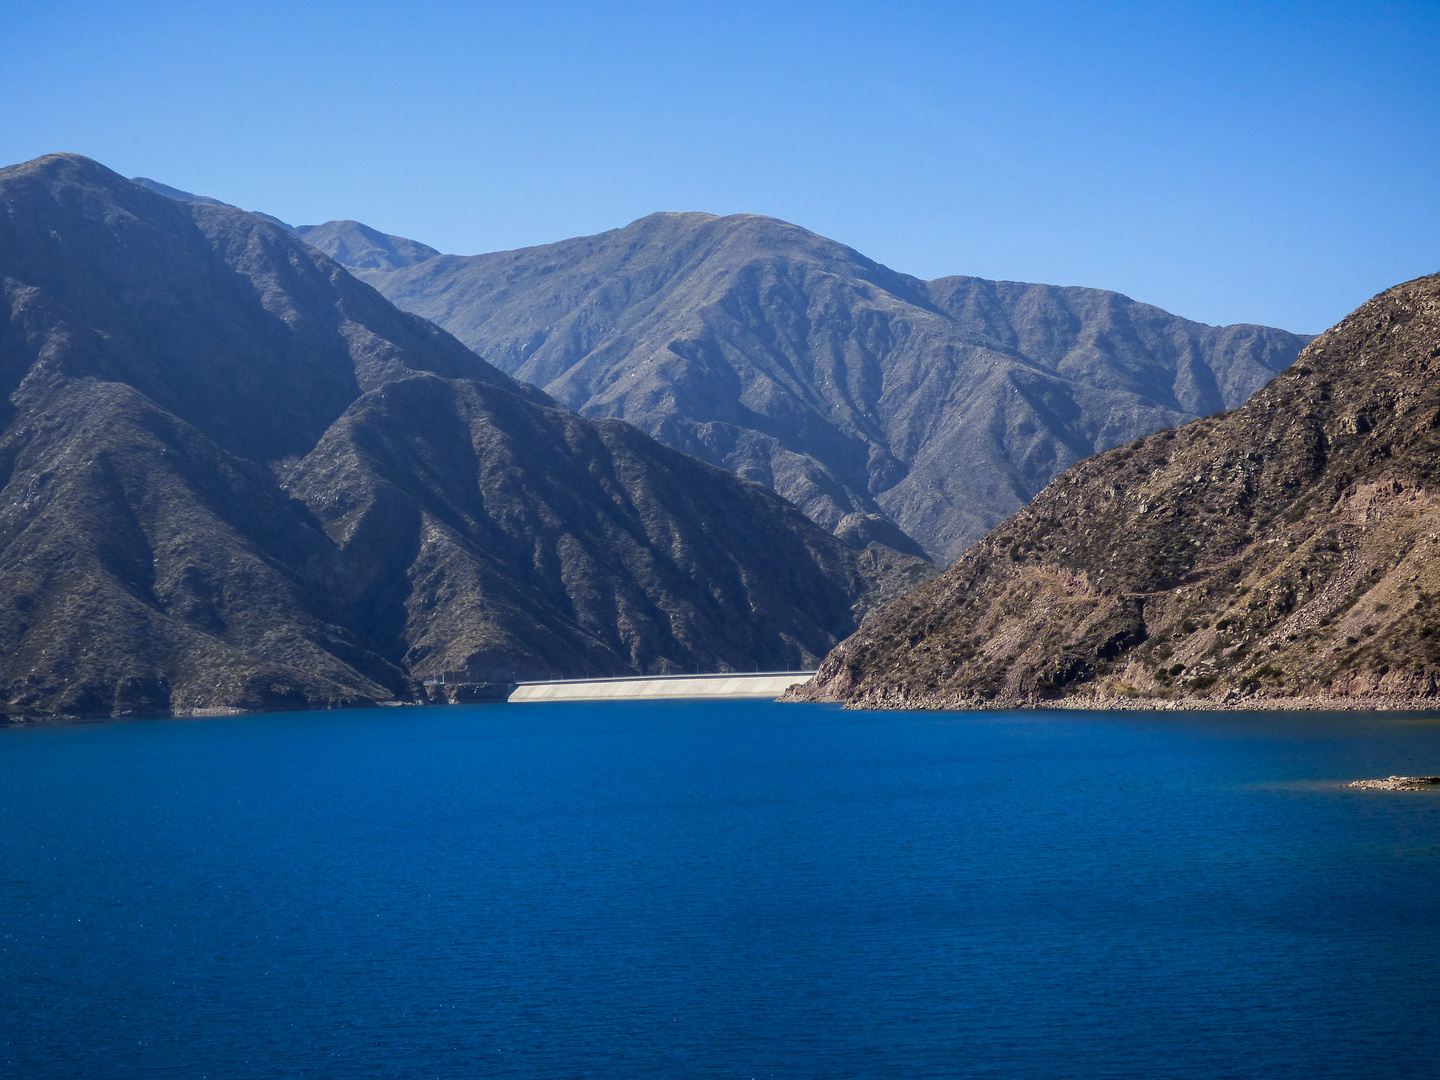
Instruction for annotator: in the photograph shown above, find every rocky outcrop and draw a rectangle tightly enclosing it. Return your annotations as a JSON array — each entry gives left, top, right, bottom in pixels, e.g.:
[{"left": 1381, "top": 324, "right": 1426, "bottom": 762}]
[
  {"left": 1347, "top": 777, "right": 1440, "bottom": 790},
  {"left": 794, "top": 272, "right": 1440, "bottom": 710}
]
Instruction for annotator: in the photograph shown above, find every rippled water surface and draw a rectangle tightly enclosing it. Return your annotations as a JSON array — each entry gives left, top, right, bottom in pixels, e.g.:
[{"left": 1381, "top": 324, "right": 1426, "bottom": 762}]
[{"left": 3, "top": 702, "right": 1439, "bottom": 1078}]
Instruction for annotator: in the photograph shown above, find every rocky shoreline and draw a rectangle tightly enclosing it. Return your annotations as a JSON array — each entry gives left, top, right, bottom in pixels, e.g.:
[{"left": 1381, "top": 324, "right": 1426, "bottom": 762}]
[
  {"left": 9, "top": 688, "right": 1440, "bottom": 727},
  {"left": 1047, "top": 692, "right": 1440, "bottom": 713},
  {"left": 784, "top": 682, "right": 1440, "bottom": 713}
]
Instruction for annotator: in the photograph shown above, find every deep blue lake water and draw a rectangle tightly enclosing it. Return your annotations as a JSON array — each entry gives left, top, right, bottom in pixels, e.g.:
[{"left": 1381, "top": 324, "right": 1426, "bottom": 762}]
[{"left": 2, "top": 701, "right": 1438, "bottom": 1079}]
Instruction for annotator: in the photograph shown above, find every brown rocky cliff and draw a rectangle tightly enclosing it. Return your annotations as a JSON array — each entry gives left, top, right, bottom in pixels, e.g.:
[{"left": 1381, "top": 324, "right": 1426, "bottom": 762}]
[{"left": 794, "top": 272, "right": 1440, "bottom": 709}]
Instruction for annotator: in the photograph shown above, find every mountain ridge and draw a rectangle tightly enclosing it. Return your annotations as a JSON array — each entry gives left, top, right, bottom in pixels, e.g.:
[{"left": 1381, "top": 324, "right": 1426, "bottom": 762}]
[
  {"left": 303, "top": 211, "right": 1310, "bottom": 561},
  {"left": 1, "top": 154, "right": 922, "bottom": 720}
]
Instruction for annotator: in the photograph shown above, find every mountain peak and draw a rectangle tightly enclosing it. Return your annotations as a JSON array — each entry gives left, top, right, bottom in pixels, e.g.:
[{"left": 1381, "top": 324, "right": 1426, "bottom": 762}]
[
  {"left": 5, "top": 152, "right": 149, "bottom": 196},
  {"left": 13, "top": 151, "right": 110, "bottom": 173},
  {"left": 324, "top": 209, "right": 1310, "bottom": 561},
  {"left": 0, "top": 154, "right": 529, "bottom": 460},
  {"left": 624, "top": 210, "right": 722, "bottom": 228},
  {"left": 294, "top": 219, "right": 440, "bottom": 272}
]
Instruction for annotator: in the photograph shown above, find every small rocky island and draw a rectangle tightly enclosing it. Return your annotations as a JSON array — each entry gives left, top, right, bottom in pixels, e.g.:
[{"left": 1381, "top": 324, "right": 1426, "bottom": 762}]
[{"left": 1345, "top": 776, "right": 1440, "bottom": 791}]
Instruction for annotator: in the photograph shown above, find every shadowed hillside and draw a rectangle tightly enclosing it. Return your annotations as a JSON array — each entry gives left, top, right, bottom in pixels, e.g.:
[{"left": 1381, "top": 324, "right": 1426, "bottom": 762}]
[{"left": 0, "top": 155, "right": 924, "bottom": 720}]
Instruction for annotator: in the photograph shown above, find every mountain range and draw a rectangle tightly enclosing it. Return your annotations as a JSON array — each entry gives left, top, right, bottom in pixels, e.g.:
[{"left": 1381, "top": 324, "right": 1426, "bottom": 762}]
[
  {"left": 1, "top": 154, "right": 924, "bottom": 720},
  {"left": 794, "top": 272, "right": 1440, "bottom": 709},
  {"left": 292, "top": 212, "right": 1311, "bottom": 561}
]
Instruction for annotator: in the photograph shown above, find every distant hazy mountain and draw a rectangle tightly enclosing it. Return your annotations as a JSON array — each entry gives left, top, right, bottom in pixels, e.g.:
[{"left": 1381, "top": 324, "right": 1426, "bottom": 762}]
[
  {"left": 1, "top": 155, "right": 922, "bottom": 719},
  {"left": 306, "top": 213, "right": 1311, "bottom": 562},
  {"left": 292, "top": 221, "right": 441, "bottom": 272},
  {"left": 796, "top": 272, "right": 1440, "bottom": 710}
]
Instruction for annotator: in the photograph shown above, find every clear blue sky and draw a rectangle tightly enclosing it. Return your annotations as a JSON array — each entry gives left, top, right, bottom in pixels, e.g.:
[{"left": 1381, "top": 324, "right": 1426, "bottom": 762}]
[{"left": 3, "top": 0, "right": 1436, "bottom": 333}]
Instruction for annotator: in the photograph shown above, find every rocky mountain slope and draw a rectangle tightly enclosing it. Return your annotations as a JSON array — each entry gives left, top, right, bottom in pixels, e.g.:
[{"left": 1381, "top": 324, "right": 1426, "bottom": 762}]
[
  {"left": 306, "top": 213, "right": 1310, "bottom": 562},
  {"left": 793, "top": 272, "right": 1440, "bottom": 709},
  {"left": 1, "top": 155, "right": 923, "bottom": 720}
]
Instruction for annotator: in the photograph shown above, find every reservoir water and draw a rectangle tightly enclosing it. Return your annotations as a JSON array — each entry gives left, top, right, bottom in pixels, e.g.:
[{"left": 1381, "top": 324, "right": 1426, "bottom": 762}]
[{"left": 2, "top": 701, "right": 1438, "bottom": 1078}]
